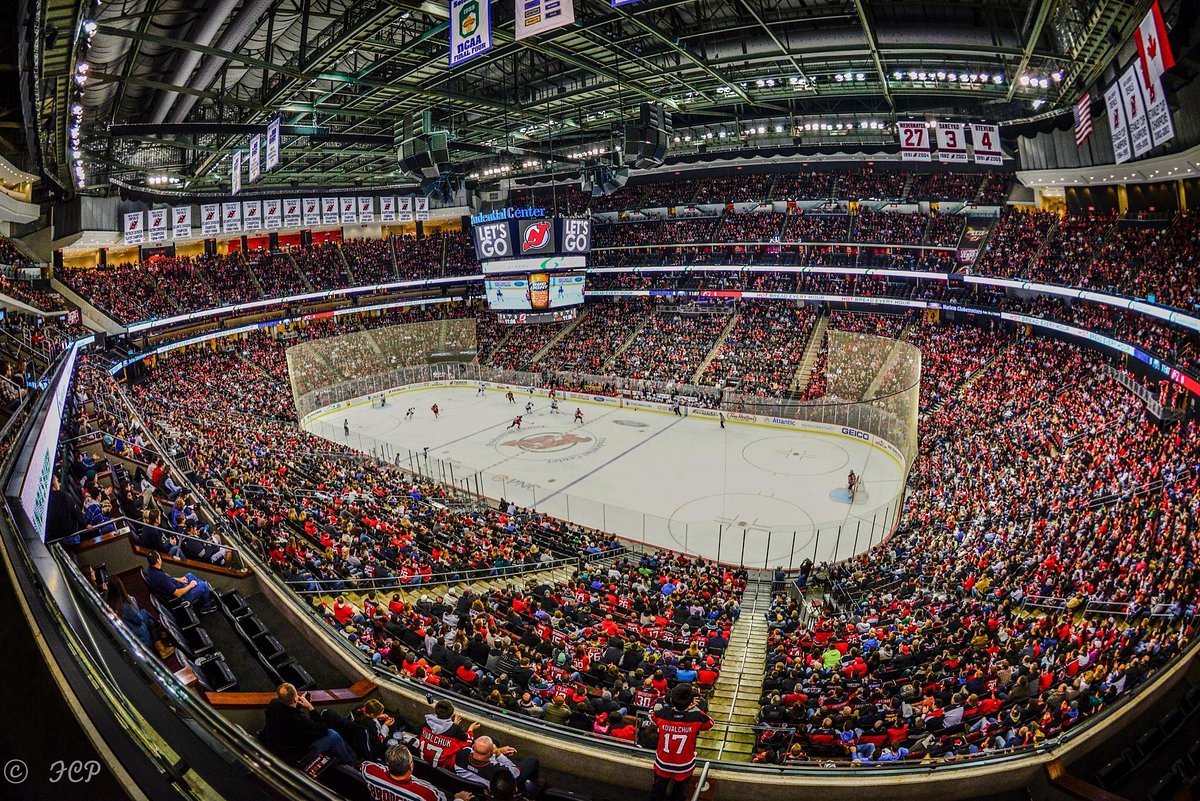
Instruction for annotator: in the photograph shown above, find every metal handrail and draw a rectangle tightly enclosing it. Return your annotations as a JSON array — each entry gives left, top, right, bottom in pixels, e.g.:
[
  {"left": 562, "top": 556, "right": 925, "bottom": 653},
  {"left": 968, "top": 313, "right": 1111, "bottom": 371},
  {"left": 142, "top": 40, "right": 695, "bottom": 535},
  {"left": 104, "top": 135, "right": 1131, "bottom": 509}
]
[
  {"left": 71, "top": 514, "right": 244, "bottom": 562},
  {"left": 51, "top": 544, "right": 342, "bottom": 801},
  {"left": 277, "top": 550, "right": 606, "bottom": 594}
]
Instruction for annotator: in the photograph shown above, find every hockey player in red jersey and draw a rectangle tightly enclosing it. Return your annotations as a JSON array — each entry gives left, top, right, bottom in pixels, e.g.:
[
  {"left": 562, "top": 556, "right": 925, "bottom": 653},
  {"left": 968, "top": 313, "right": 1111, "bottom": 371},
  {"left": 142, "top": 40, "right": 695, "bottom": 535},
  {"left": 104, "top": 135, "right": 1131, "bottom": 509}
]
[{"left": 649, "top": 683, "right": 713, "bottom": 799}]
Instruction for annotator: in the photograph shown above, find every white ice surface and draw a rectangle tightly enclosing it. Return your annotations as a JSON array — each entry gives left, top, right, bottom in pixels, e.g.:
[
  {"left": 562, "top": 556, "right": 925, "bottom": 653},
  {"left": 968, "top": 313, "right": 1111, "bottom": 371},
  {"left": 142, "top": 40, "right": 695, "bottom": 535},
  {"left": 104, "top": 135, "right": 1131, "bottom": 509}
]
[{"left": 306, "top": 386, "right": 905, "bottom": 568}]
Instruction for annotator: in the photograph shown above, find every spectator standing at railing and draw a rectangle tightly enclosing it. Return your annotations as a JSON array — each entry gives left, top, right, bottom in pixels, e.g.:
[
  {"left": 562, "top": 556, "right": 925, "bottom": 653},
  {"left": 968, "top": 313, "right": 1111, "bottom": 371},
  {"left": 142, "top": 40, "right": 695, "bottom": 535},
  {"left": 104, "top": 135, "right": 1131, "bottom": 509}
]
[{"left": 649, "top": 683, "right": 713, "bottom": 800}]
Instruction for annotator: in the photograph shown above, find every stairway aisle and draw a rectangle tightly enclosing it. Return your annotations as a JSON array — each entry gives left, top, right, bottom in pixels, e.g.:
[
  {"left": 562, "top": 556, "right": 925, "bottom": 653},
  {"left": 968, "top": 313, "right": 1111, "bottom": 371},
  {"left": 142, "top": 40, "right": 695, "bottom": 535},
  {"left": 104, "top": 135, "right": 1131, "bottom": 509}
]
[
  {"left": 788, "top": 312, "right": 829, "bottom": 393},
  {"left": 695, "top": 576, "right": 773, "bottom": 763}
]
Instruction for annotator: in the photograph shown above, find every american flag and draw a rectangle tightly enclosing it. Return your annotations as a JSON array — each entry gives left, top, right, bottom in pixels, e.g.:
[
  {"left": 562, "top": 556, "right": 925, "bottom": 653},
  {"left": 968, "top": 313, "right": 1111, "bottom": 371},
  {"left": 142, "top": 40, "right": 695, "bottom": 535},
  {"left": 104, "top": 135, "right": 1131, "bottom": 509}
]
[{"left": 1074, "top": 92, "right": 1094, "bottom": 145}]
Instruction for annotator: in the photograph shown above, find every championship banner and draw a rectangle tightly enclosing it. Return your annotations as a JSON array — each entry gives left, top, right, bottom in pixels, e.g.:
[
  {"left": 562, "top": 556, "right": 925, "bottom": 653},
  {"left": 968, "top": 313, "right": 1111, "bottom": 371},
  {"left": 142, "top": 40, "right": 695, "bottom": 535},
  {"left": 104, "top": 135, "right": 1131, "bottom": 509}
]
[
  {"left": 222, "top": 201, "right": 242, "bottom": 233},
  {"left": 450, "top": 0, "right": 492, "bottom": 66},
  {"left": 171, "top": 205, "right": 191, "bottom": 239},
  {"left": 379, "top": 196, "right": 396, "bottom": 222},
  {"left": 970, "top": 123, "right": 1003, "bottom": 166},
  {"left": 514, "top": 0, "right": 574, "bottom": 40},
  {"left": 123, "top": 211, "right": 145, "bottom": 245},
  {"left": 264, "top": 198, "right": 282, "bottom": 230},
  {"left": 340, "top": 196, "right": 356, "bottom": 224},
  {"left": 415, "top": 196, "right": 430, "bottom": 220},
  {"left": 1104, "top": 82, "right": 1132, "bottom": 164},
  {"left": 1136, "top": 66, "right": 1175, "bottom": 148},
  {"left": 357, "top": 196, "right": 374, "bottom": 223},
  {"left": 1118, "top": 65, "right": 1153, "bottom": 158},
  {"left": 242, "top": 200, "right": 262, "bottom": 231},
  {"left": 322, "top": 197, "right": 339, "bottom": 225},
  {"left": 398, "top": 196, "right": 414, "bottom": 222},
  {"left": 248, "top": 135, "right": 261, "bottom": 183},
  {"left": 303, "top": 198, "right": 320, "bottom": 227},
  {"left": 897, "top": 121, "right": 931, "bottom": 161},
  {"left": 284, "top": 198, "right": 301, "bottom": 228},
  {"left": 148, "top": 208, "right": 168, "bottom": 242},
  {"left": 266, "top": 117, "right": 281, "bottom": 171},
  {"left": 934, "top": 122, "right": 967, "bottom": 163},
  {"left": 200, "top": 203, "right": 221, "bottom": 236},
  {"left": 231, "top": 149, "right": 242, "bottom": 195}
]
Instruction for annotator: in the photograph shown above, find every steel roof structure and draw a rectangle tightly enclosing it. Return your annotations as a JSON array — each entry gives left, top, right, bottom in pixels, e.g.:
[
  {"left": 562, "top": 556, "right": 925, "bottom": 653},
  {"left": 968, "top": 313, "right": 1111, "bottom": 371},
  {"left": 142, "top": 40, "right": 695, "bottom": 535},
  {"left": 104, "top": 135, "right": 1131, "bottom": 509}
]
[{"left": 23, "top": 0, "right": 1172, "bottom": 196}]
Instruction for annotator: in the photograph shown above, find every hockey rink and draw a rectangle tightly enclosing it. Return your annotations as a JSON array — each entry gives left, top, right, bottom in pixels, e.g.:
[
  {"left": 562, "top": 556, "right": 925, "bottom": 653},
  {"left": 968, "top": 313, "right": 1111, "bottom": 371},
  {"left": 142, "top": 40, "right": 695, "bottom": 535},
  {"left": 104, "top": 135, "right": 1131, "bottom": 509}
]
[{"left": 305, "top": 385, "right": 908, "bottom": 567}]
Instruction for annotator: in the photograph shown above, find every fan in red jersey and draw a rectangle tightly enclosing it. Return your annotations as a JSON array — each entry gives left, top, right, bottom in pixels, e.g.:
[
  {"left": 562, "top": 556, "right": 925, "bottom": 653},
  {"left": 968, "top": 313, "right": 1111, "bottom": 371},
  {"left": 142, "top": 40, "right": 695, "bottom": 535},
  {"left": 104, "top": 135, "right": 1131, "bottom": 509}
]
[
  {"left": 361, "top": 744, "right": 447, "bottom": 801},
  {"left": 649, "top": 683, "right": 713, "bottom": 800},
  {"left": 417, "top": 699, "right": 478, "bottom": 771}
]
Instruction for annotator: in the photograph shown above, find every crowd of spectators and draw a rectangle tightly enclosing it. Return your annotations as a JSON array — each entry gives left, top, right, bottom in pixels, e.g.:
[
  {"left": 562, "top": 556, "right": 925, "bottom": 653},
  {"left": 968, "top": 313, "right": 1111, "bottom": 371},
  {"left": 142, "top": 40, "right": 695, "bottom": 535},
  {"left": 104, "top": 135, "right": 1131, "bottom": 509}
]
[
  {"left": 319, "top": 551, "right": 743, "bottom": 745},
  {"left": 607, "top": 309, "right": 730, "bottom": 384},
  {"left": 970, "top": 208, "right": 1056, "bottom": 278},
  {"left": 58, "top": 261, "right": 177, "bottom": 323},
  {"left": 924, "top": 214, "right": 965, "bottom": 248},
  {"left": 343, "top": 238, "right": 398, "bottom": 285},
  {"left": 852, "top": 211, "right": 929, "bottom": 246},
  {"left": 907, "top": 172, "right": 985, "bottom": 202},
  {"left": 290, "top": 242, "right": 350, "bottom": 289},
  {"left": 1025, "top": 213, "right": 1115, "bottom": 286},
  {"left": 0, "top": 273, "right": 68, "bottom": 311},
  {"left": 783, "top": 214, "right": 851, "bottom": 243},
  {"left": 902, "top": 320, "right": 1010, "bottom": 411},
  {"left": 699, "top": 303, "right": 816, "bottom": 395},
  {"left": 755, "top": 339, "right": 1198, "bottom": 764},
  {"left": 536, "top": 301, "right": 648, "bottom": 373}
]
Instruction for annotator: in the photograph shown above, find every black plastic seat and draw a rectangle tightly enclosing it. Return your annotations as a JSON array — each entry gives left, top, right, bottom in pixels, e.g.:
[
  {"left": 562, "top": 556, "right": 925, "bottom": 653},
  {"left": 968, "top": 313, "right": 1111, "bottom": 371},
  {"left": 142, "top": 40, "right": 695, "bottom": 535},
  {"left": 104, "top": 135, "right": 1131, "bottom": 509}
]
[{"left": 278, "top": 661, "right": 315, "bottom": 692}]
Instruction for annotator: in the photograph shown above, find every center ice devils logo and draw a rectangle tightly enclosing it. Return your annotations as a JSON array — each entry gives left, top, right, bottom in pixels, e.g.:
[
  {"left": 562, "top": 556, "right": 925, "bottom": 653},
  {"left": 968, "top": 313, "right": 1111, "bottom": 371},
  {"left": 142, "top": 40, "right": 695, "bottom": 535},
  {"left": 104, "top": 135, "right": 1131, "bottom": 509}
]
[
  {"left": 501, "top": 432, "right": 592, "bottom": 453},
  {"left": 521, "top": 221, "right": 552, "bottom": 253}
]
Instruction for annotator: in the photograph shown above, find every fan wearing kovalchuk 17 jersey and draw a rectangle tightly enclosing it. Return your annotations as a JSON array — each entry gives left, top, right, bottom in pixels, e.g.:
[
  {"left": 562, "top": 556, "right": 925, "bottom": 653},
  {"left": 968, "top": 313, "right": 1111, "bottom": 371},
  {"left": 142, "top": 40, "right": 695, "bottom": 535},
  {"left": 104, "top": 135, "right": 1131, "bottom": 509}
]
[
  {"left": 649, "top": 684, "right": 713, "bottom": 800},
  {"left": 418, "top": 700, "right": 477, "bottom": 770}
]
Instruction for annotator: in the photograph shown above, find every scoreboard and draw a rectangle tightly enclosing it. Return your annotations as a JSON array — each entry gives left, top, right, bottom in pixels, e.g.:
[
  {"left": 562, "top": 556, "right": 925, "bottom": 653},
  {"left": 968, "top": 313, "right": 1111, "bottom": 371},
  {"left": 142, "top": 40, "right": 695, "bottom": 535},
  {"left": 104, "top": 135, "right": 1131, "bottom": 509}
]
[{"left": 472, "top": 217, "right": 591, "bottom": 273}]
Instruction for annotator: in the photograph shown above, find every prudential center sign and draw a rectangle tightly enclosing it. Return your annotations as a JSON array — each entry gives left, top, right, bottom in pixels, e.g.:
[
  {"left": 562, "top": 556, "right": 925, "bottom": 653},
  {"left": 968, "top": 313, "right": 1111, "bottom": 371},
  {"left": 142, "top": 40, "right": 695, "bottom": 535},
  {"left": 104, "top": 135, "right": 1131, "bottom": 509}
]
[{"left": 450, "top": 0, "right": 492, "bottom": 67}]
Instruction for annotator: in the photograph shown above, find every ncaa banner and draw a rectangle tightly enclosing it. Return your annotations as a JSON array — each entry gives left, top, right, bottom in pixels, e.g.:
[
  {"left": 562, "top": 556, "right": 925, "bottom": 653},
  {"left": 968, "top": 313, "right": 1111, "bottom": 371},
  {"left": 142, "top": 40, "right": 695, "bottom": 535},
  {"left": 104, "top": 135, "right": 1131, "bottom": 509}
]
[
  {"left": 266, "top": 117, "right": 281, "bottom": 171},
  {"left": 248, "top": 135, "right": 261, "bottom": 183},
  {"left": 264, "top": 198, "right": 282, "bottom": 229},
  {"left": 200, "top": 203, "right": 221, "bottom": 236},
  {"left": 357, "top": 196, "right": 375, "bottom": 222},
  {"left": 148, "top": 208, "right": 168, "bottom": 242},
  {"left": 322, "top": 197, "right": 339, "bottom": 225},
  {"left": 450, "top": 0, "right": 492, "bottom": 67},
  {"left": 379, "top": 196, "right": 396, "bottom": 222},
  {"left": 897, "top": 121, "right": 931, "bottom": 161},
  {"left": 1136, "top": 67, "right": 1174, "bottom": 148},
  {"left": 171, "top": 205, "right": 191, "bottom": 239},
  {"left": 415, "top": 196, "right": 430, "bottom": 220},
  {"left": 934, "top": 122, "right": 967, "bottom": 163},
  {"left": 970, "top": 123, "right": 1003, "bottom": 166},
  {"left": 284, "top": 198, "right": 301, "bottom": 228},
  {"left": 398, "top": 196, "right": 413, "bottom": 222},
  {"left": 1104, "top": 82, "right": 1132, "bottom": 164},
  {"left": 123, "top": 211, "right": 145, "bottom": 245},
  {"left": 231, "top": 149, "right": 242, "bottom": 195},
  {"left": 242, "top": 200, "right": 262, "bottom": 231},
  {"left": 1118, "top": 65, "right": 1153, "bottom": 158},
  {"left": 515, "top": 0, "right": 574, "bottom": 40},
  {"left": 340, "top": 196, "right": 356, "bottom": 224},
  {"left": 222, "top": 201, "right": 242, "bottom": 233},
  {"left": 303, "top": 198, "right": 320, "bottom": 226}
]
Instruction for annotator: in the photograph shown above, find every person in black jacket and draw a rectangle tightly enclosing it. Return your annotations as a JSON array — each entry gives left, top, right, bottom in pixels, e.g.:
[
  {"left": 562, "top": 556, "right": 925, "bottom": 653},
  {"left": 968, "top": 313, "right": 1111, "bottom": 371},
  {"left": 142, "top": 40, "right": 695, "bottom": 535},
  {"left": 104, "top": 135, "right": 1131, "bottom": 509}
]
[{"left": 261, "top": 683, "right": 356, "bottom": 764}]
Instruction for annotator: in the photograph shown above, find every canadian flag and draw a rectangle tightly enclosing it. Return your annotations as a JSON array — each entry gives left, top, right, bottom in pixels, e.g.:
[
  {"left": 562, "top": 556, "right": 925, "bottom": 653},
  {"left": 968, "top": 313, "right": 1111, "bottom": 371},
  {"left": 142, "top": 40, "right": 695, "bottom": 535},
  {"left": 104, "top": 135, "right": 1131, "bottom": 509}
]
[{"left": 1136, "top": 0, "right": 1174, "bottom": 86}]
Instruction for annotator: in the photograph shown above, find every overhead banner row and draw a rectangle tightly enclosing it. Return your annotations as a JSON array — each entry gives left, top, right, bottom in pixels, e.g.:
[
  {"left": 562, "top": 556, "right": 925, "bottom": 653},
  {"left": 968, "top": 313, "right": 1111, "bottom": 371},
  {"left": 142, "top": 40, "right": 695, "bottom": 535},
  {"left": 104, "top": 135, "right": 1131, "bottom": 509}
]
[
  {"left": 897, "top": 122, "right": 1002, "bottom": 165},
  {"left": 122, "top": 196, "right": 430, "bottom": 246}
]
